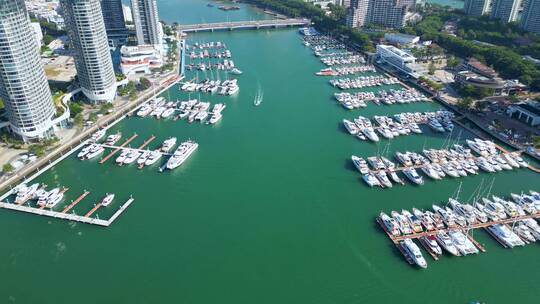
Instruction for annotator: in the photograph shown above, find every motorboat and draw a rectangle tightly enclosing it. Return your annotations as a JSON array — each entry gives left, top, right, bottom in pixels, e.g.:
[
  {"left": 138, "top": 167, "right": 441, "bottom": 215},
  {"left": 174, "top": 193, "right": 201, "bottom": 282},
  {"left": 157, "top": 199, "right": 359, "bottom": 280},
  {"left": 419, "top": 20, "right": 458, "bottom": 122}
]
[
  {"left": 448, "top": 230, "right": 479, "bottom": 255},
  {"left": 352, "top": 156, "right": 369, "bottom": 174},
  {"left": 161, "top": 137, "right": 177, "bottom": 152},
  {"left": 487, "top": 224, "right": 525, "bottom": 248},
  {"left": 402, "top": 210, "right": 423, "bottom": 233},
  {"left": 436, "top": 231, "right": 460, "bottom": 256},
  {"left": 379, "top": 212, "right": 401, "bottom": 236},
  {"left": 363, "top": 173, "right": 380, "bottom": 187},
  {"left": 420, "top": 235, "right": 443, "bottom": 255},
  {"left": 401, "top": 239, "right": 427, "bottom": 268},
  {"left": 101, "top": 193, "right": 115, "bottom": 207},
  {"left": 413, "top": 208, "right": 434, "bottom": 231},
  {"left": 403, "top": 168, "right": 424, "bottom": 185},
  {"left": 165, "top": 141, "right": 198, "bottom": 170},
  {"left": 145, "top": 150, "right": 162, "bottom": 166}
]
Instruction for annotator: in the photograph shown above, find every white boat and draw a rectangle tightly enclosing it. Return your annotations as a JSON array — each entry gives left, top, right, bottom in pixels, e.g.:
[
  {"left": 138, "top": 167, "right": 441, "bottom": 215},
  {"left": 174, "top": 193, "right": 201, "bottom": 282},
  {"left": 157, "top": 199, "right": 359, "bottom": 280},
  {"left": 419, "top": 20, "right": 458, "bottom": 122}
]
[
  {"left": 403, "top": 168, "right": 424, "bottom": 185},
  {"left": 522, "top": 218, "right": 540, "bottom": 240},
  {"left": 448, "top": 230, "right": 478, "bottom": 255},
  {"left": 137, "top": 151, "right": 152, "bottom": 165},
  {"left": 343, "top": 119, "right": 359, "bottom": 135},
  {"left": 513, "top": 223, "right": 536, "bottom": 243},
  {"left": 85, "top": 145, "right": 105, "bottom": 160},
  {"left": 165, "top": 140, "right": 198, "bottom": 170},
  {"left": 362, "top": 173, "right": 380, "bottom": 187},
  {"left": 115, "top": 150, "right": 130, "bottom": 164},
  {"left": 161, "top": 108, "right": 175, "bottom": 119},
  {"left": 142, "top": 150, "right": 160, "bottom": 166},
  {"left": 436, "top": 231, "right": 460, "bottom": 256},
  {"left": 45, "top": 192, "right": 64, "bottom": 209},
  {"left": 101, "top": 193, "right": 115, "bottom": 207},
  {"left": 14, "top": 183, "right": 40, "bottom": 203},
  {"left": 105, "top": 133, "right": 122, "bottom": 145},
  {"left": 420, "top": 235, "right": 443, "bottom": 255},
  {"left": 401, "top": 239, "right": 427, "bottom": 268},
  {"left": 375, "top": 171, "right": 392, "bottom": 188},
  {"left": 90, "top": 130, "right": 106, "bottom": 142},
  {"left": 380, "top": 212, "right": 400, "bottom": 236},
  {"left": 351, "top": 156, "right": 369, "bottom": 174},
  {"left": 77, "top": 145, "right": 92, "bottom": 159},
  {"left": 487, "top": 224, "right": 525, "bottom": 248},
  {"left": 123, "top": 150, "right": 141, "bottom": 164},
  {"left": 161, "top": 137, "right": 177, "bottom": 152},
  {"left": 391, "top": 211, "right": 413, "bottom": 234}
]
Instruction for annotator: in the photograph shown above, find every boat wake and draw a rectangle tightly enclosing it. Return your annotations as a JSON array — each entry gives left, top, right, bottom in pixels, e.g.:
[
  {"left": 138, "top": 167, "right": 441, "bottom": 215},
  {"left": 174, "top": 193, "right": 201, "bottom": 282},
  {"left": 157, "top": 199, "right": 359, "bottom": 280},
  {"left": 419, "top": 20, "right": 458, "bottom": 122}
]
[{"left": 254, "top": 85, "right": 263, "bottom": 106}]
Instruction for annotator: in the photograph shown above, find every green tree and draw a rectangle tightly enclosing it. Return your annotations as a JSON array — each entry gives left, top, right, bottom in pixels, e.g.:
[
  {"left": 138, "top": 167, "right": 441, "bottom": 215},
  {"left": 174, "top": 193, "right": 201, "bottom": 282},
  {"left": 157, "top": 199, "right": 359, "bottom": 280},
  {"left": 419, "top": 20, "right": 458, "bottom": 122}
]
[
  {"left": 99, "top": 103, "right": 114, "bottom": 115},
  {"left": 69, "top": 102, "right": 83, "bottom": 118},
  {"left": 28, "top": 144, "right": 45, "bottom": 157},
  {"left": 446, "top": 56, "right": 459, "bottom": 69},
  {"left": 2, "top": 163, "right": 13, "bottom": 174},
  {"left": 428, "top": 62, "right": 436, "bottom": 75},
  {"left": 457, "top": 97, "right": 473, "bottom": 110},
  {"left": 139, "top": 77, "right": 152, "bottom": 90},
  {"left": 73, "top": 113, "right": 84, "bottom": 128}
]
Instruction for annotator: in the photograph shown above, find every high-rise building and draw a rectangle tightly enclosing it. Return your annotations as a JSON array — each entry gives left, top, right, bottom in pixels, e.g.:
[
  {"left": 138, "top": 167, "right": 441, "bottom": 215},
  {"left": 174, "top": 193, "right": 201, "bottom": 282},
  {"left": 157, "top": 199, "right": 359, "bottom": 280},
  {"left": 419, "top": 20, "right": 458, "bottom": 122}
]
[
  {"left": 464, "top": 0, "right": 492, "bottom": 16},
  {"left": 521, "top": 0, "right": 540, "bottom": 35},
  {"left": 490, "top": 0, "right": 521, "bottom": 22},
  {"left": 367, "top": 0, "right": 412, "bottom": 28},
  {"left": 346, "top": 0, "right": 370, "bottom": 28},
  {"left": 346, "top": 0, "right": 416, "bottom": 29},
  {"left": 131, "top": 0, "right": 163, "bottom": 49},
  {"left": 60, "top": 0, "right": 117, "bottom": 103},
  {"left": 100, "top": 0, "right": 128, "bottom": 47},
  {"left": 0, "top": 0, "right": 56, "bottom": 141}
]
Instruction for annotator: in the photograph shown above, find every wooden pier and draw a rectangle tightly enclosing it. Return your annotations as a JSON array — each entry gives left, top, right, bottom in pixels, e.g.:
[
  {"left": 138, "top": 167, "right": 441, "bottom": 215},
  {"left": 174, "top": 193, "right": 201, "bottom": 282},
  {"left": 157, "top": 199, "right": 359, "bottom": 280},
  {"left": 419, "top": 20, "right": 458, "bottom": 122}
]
[
  {"left": 62, "top": 191, "right": 90, "bottom": 213},
  {"left": 136, "top": 135, "right": 156, "bottom": 150},
  {"left": 84, "top": 203, "right": 102, "bottom": 218},
  {"left": 99, "top": 134, "right": 138, "bottom": 164}
]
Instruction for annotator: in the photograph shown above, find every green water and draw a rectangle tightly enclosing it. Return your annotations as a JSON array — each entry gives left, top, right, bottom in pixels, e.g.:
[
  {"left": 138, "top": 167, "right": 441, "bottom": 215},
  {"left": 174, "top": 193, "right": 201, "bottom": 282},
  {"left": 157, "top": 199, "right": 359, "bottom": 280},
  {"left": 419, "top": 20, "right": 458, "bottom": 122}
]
[{"left": 0, "top": 1, "right": 538, "bottom": 303}]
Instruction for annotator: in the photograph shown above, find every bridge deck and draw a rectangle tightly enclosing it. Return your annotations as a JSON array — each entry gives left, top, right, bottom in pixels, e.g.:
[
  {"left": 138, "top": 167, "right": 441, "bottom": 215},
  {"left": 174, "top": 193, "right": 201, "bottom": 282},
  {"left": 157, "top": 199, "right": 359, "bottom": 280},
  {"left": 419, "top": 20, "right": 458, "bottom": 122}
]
[{"left": 179, "top": 19, "right": 310, "bottom": 33}]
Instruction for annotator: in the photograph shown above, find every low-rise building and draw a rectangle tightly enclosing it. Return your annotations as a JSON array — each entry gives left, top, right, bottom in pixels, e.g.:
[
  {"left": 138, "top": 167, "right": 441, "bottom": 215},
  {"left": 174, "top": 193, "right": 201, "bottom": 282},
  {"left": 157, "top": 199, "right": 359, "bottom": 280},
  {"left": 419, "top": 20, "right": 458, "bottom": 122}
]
[
  {"left": 120, "top": 45, "right": 163, "bottom": 76},
  {"left": 455, "top": 71, "right": 527, "bottom": 96},
  {"left": 384, "top": 33, "right": 420, "bottom": 45},
  {"left": 376, "top": 44, "right": 427, "bottom": 77},
  {"left": 507, "top": 101, "right": 540, "bottom": 126},
  {"left": 464, "top": 58, "right": 498, "bottom": 78}
]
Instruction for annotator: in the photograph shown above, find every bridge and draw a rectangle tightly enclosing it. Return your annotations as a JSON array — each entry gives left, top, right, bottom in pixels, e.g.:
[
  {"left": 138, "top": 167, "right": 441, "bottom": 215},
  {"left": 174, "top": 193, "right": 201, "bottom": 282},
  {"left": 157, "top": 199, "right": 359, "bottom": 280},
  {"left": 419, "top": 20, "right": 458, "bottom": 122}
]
[{"left": 178, "top": 18, "right": 310, "bottom": 33}]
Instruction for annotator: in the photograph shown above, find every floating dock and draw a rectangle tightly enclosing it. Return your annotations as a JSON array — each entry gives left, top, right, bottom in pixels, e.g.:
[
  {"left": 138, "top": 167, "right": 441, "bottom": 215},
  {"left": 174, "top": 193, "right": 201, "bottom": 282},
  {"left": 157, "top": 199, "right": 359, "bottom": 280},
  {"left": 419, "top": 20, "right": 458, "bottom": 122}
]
[
  {"left": 62, "top": 191, "right": 90, "bottom": 213},
  {"left": 0, "top": 196, "right": 134, "bottom": 227}
]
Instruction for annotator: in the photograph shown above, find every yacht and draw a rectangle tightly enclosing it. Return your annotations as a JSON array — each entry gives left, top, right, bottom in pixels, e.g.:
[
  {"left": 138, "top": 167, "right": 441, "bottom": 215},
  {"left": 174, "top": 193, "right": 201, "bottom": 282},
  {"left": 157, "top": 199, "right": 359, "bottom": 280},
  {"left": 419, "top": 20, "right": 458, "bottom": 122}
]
[
  {"left": 85, "top": 145, "right": 105, "bottom": 160},
  {"left": 123, "top": 150, "right": 141, "bottom": 165},
  {"left": 90, "top": 130, "right": 106, "bottom": 142},
  {"left": 45, "top": 192, "right": 64, "bottom": 209},
  {"left": 521, "top": 218, "right": 540, "bottom": 240},
  {"left": 420, "top": 235, "right": 443, "bottom": 255},
  {"left": 379, "top": 212, "right": 401, "bottom": 236},
  {"left": 388, "top": 170, "right": 404, "bottom": 185},
  {"left": 115, "top": 150, "right": 130, "bottom": 164},
  {"left": 375, "top": 171, "right": 392, "bottom": 188},
  {"left": 420, "top": 164, "right": 441, "bottom": 180},
  {"left": 362, "top": 128, "right": 380, "bottom": 142},
  {"left": 343, "top": 119, "right": 359, "bottom": 135},
  {"left": 513, "top": 223, "right": 536, "bottom": 243},
  {"left": 436, "top": 231, "right": 460, "bottom": 256},
  {"left": 433, "top": 204, "right": 456, "bottom": 227},
  {"left": 448, "top": 230, "right": 479, "bottom": 255},
  {"left": 137, "top": 151, "right": 152, "bottom": 166},
  {"left": 105, "top": 133, "right": 122, "bottom": 145},
  {"left": 425, "top": 210, "right": 445, "bottom": 229},
  {"left": 487, "top": 224, "right": 525, "bottom": 248},
  {"left": 14, "top": 183, "right": 40, "bottom": 203},
  {"left": 161, "top": 137, "right": 177, "bottom": 152},
  {"left": 37, "top": 188, "right": 60, "bottom": 206},
  {"left": 449, "top": 199, "right": 477, "bottom": 225},
  {"left": 101, "top": 193, "right": 115, "bottom": 207},
  {"left": 402, "top": 210, "right": 423, "bottom": 233},
  {"left": 401, "top": 239, "right": 427, "bottom": 268},
  {"left": 391, "top": 211, "right": 413, "bottom": 234},
  {"left": 137, "top": 104, "right": 152, "bottom": 117},
  {"left": 403, "top": 168, "right": 424, "bottom": 185},
  {"left": 362, "top": 173, "right": 380, "bottom": 187},
  {"left": 78, "top": 145, "right": 92, "bottom": 159},
  {"left": 351, "top": 156, "right": 369, "bottom": 174},
  {"left": 161, "top": 108, "right": 175, "bottom": 119},
  {"left": 482, "top": 198, "right": 508, "bottom": 219},
  {"left": 145, "top": 150, "right": 162, "bottom": 166},
  {"left": 428, "top": 119, "right": 445, "bottom": 132},
  {"left": 413, "top": 208, "right": 435, "bottom": 231},
  {"left": 475, "top": 202, "right": 500, "bottom": 222},
  {"left": 208, "top": 113, "right": 222, "bottom": 124},
  {"left": 492, "top": 196, "right": 521, "bottom": 217},
  {"left": 511, "top": 193, "right": 539, "bottom": 215},
  {"left": 165, "top": 140, "right": 199, "bottom": 170}
]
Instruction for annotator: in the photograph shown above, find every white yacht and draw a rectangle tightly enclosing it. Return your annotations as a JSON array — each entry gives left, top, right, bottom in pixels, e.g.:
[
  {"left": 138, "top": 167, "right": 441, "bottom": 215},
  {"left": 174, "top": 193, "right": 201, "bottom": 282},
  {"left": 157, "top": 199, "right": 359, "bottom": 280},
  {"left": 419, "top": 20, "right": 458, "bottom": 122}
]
[
  {"left": 403, "top": 168, "right": 424, "bottom": 185},
  {"left": 85, "top": 145, "right": 105, "bottom": 160},
  {"left": 343, "top": 119, "right": 359, "bottom": 135},
  {"left": 145, "top": 150, "right": 162, "bottom": 166},
  {"left": 379, "top": 212, "right": 401, "bottom": 236},
  {"left": 362, "top": 173, "right": 380, "bottom": 187},
  {"left": 161, "top": 108, "right": 175, "bottom": 119},
  {"left": 351, "top": 156, "right": 369, "bottom": 174},
  {"left": 521, "top": 218, "right": 540, "bottom": 240},
  {"left": 90, "top": 130, "right": 106, "bottom": 142},
  {"left": 105, "top": 133, "right": 122, "bottom": 145},
  {"left": 45, "top": 192, "right": 64, "bottom": 209},
  {"left": 101, "top": 194, "right": 115, "bottom": 207},
  {"left": 137, "top": 151, "right": 152, "bottom": 166},
  {"left": 165, "top": 141, "right": 199, "bottom": 170},
  {"left": 401, "top": 239, "right": 427, "bottom": 268},
  {"left": 391, "top": 211, "right": 413, "bottom": 234},
  {"left": 513, "top": 223, "right": 536, "bottom": 243},
  {"left": 77, "top": 145, "right": 92, "bottom": 159},
  {"left": 487, "top": 224, "right": 525, "bottom": 248},
  {"left": 123, "top": 150, "right": 141, "bottom": 165},
  {"left": 161, "top": 137, "right": 177, "bottom": 152},
  {"left": 420, "top": 235, "right": 443, "bottom": 255},
  {"left": 448, "top": 230, "right": 478, "bottom": 255}
]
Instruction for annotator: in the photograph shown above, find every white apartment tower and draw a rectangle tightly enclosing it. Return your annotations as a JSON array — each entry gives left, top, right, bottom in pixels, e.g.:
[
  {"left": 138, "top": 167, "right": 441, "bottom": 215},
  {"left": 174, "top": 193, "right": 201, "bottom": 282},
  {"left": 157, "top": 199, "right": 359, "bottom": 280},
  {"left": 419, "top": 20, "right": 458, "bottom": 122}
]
[
  {"left": 521, "top": 0, "right": 540, "bottom": 35},
  {"left": 131, "top": 0, "right": 163, "bottom": 50},
  {"left": 60, "top": 0, "right": 117, "bottom": 103},
  {"left": 0, "top": 0, "right": 56, "bottom": 141}
]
